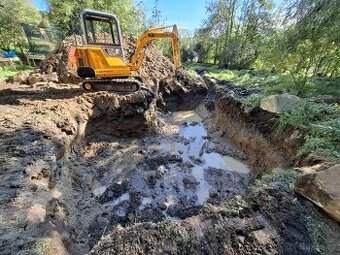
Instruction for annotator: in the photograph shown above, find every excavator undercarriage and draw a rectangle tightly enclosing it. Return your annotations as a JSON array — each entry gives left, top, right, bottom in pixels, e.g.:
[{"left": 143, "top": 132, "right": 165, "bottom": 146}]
[{"left": 81, "top": 77, "right": 141, "bottom": 93}]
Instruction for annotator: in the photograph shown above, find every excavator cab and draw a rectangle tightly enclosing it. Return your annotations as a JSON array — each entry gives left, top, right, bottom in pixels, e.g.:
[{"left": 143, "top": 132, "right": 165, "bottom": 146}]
[
  {"left": 81, "top": 10, "right": 124, "bottom": 59},
  {"left": 68, "top": 9, "right": 181, "bottom": 93},
  {"left": 68, "top": 10, "right": 131, "bottom": 81}
]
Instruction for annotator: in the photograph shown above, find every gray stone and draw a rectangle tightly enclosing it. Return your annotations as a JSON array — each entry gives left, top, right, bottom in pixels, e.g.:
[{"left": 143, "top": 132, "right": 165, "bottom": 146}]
[
  {"left": 202, "top": 75, "right": 217, "bottom": 88},
  {"left": 46, "top": 72, "right": 59, "bottom": 83},
  {"left": 249, "top": 229, "right": 272, "bottom": 245},
  {"left": 295, "top": 164, "right": 340, "bottom": 223},
  {"left": 260, "top": 94, "right": 300, "bottom": 113}
]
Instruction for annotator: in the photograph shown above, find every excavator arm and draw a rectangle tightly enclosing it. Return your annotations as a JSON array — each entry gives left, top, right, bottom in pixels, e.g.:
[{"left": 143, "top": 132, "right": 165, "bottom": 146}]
[{"left": 129, "top": 25, "right": 181, "bottom": 72}]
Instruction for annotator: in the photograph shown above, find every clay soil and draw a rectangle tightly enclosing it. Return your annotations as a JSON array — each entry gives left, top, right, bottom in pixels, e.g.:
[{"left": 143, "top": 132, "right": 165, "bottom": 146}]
[{"left": 1, "top": 39, "right": 340, "bottom": 254}]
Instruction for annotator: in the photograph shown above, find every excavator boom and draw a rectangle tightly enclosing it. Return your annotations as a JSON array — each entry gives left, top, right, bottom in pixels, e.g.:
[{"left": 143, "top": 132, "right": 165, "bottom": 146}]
[{"left": 130, "top": 25, "right": 181, "bottom": 71}]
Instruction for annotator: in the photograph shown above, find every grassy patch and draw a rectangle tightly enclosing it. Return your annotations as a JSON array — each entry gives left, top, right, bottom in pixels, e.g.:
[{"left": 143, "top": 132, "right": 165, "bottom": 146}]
[
  {"left": 277, "top": 100, "right": 340, "bottom": 159},
  {"left": 33, "top": 238, "right": 52, "bottom": 255},
  {"left": 249, "top": 168, "right": 297, "bottom": 194},
  {"left": 184, "top": 63, "right": 340, "bottom": 99},
  {"left": 0, "top": 65, "right": 33, "bottom": 82}
]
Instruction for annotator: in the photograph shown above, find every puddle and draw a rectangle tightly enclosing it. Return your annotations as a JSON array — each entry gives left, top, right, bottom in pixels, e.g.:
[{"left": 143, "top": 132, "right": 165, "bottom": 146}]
[
  {"left": 96, "top": 110, "right": 250, "bottom": 222},
  {"left": 92, "top": 179, "right": 107, "bottom": 196},
  {"left": 161, "top": 110, "right": 250, "bottom": 206},
  {"left": 112, "top": 193, "right": 130, "bottom": 206},
  {"left": 203, "top": 153, "right": 250, "bottom": 174},
  {"left": 139, "top": 197, "right": 153, "bottom": 210},
  {"left": 173, "top": 111, "right": 203, "bottom": 123}
]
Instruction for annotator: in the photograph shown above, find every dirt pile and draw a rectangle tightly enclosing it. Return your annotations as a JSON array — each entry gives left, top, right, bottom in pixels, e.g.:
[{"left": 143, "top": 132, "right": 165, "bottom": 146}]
[
  {"left": 81, "top": 90, "right": 157, "bottom": 142},
  {"left": 36, "top": 36, "right": 83, "bottom": 84},
  {"left": 123, "top": 36, "right": 175, "bottom": 85},
  {"left": 159, "top": 68, "right": 208, "bottom": 110},
  {"left": 0, "top": 87, "right": 158, "bottom": 254}
]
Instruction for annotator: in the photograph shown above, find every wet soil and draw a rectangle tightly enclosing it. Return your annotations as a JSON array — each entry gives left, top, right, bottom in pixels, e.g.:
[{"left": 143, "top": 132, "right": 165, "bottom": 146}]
[
  {"left": 0, "top": 80, "right": 339, "bottom": 255},
  {"left": 0, "top": 81, "right": 249, "bottom": 254}
]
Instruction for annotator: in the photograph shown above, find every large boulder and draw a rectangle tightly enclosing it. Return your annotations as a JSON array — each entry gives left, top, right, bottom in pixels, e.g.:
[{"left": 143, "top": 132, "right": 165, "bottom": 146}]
[
  {"left": 260, "top": 94, "right": 300, "bottom": 113},
  {"left": 295, "top": 164, "right": 340, "bottom": 223}
]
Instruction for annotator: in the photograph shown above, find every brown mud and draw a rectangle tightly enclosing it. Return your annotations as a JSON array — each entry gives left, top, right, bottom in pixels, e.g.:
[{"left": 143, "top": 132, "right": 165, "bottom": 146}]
[{"left": 1, "top": 50, "right": 340, "bottom": 254}]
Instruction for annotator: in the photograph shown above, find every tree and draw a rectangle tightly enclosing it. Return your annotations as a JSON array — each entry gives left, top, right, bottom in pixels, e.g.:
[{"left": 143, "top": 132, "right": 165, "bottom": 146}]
[
  {"left": 193, "top": 0, "right": 273, "bottom": 68},
  {"left": 47, "top": 0, "right": 146, "bottom": 39},
  {"left": 255, "top": 0, "right": 340, "bottom": 94},
  {"left": 0, "top": 0, "right": 40, "bottom": 50}
]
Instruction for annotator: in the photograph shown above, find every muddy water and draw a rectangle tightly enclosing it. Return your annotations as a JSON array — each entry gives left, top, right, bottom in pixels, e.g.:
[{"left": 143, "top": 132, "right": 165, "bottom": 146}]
[
  {"left": 89, "top": 109, "right": 250, "bottom": 225},
  {"left": 46, "top": 108, "right": 252, "bottom": 253},
  {"left": 162, "top": 111, "right": 250, "bottom": 205}
]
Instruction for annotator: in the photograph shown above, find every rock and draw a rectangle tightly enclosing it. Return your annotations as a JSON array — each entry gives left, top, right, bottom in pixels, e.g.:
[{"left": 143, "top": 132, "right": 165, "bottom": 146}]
[
  {"left": 27, "top": 73, "right": 46, "bottom": 85},
  {"left": 159, "top": 202, "right": 167, "bottom": 210},
  {"left": 13, "top": 71, "right": 30, "bottom": 84},
  {"left": 156, "top": 165, "right": 167, "bottom": 179},
  {"left": 182, "top": 176, "right": 199, "bottom": 190},
  {"left": 189, "top": 156, "right": 204, "bottom": 165},
  {"left": 260, "top": 94, "right": 300, "bottom": 114},
  {"left": 27, "top": 204, "right": 46, "bottom": 223},
  {"left": 249, "top": 229, "right": 272, "bottom": 246},
  {"left": 46, "top": 72, "right": 59, "bottom": 83},
  {"left": 295, "top": 164, "right": 340, "bottom": 223},
  {"left": 237, "top": 235, "right": 245, "bottom": 244}
]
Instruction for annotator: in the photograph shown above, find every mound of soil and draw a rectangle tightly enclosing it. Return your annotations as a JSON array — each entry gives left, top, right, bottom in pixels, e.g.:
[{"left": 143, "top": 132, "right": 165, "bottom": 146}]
[{"left": 159, "top": 68, "right": 208, "bottom": 110}]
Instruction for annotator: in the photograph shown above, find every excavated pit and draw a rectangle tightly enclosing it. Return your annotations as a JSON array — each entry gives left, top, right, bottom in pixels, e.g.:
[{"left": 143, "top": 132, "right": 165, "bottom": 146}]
[
  {"left": 1, "top": 77, "right": 339, "bottom": 255},
  {"left": 2, "top": 44, "right": 340, "bottom": 253},
  {"left": 0, "top": 79, "right": 259, "bottom": 254}
]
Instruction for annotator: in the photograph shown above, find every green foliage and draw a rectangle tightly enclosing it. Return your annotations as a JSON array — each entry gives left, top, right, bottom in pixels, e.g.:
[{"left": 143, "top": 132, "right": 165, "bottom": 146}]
[
  {"left": 194, "top": 0, "right": 273, "bottom": 68},
  {"left": 48, "top": 0, "right": 146, "bottom": 39},
  {"left": 0, "top": 65, "right": 33, "bottom": 82},
  {"left": 0, "top": 0, "right": 41, "bottom": 50},
  {"left": 187, "top": 63, "right": 340, "bottom": 99},
  {"left": 277, "top": 100, "right": 340, "bottom": 159},
  {"left": 241, "top": 93, "right": 266, "bottom": 107},
  {"left": 33, "top": 238, "right": 52, "bottom": 255},
  {"left": 250, "top": 168, "right": 297, "bottom": 193},
  {"left": 190, "top": 0, "right": 339, "bottom": 97},
  {"left": 254, "top": 0, "right": 340, "bottom": 92},
  {"left": 177, "top": 228, "right": 192, "bottom": 246},
  {"left": 277, "top": 100, "right": 339, "bottom": 130}
]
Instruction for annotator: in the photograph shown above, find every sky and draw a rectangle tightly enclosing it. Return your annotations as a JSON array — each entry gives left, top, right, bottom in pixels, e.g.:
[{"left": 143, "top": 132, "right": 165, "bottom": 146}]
[
  {"left": 32, "top": 0, "right": 283, "bottom": 33},
  {"left": 141, "top": 0, "right": 207, "bottom": 31},
  {"left": 32, "top": 0, "right": 208, "bottom": 32}
]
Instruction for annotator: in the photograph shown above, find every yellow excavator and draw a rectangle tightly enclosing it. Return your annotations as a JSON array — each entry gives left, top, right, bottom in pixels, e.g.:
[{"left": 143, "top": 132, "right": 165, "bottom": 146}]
[{"left": 68, "top": 9, "right": 181, "bottom": 93}]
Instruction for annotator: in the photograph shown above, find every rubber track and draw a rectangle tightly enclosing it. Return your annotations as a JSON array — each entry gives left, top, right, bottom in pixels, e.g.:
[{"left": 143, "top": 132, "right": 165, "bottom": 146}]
[{"left": 82, "top": 78, "right": 142, "bottom": 93}]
